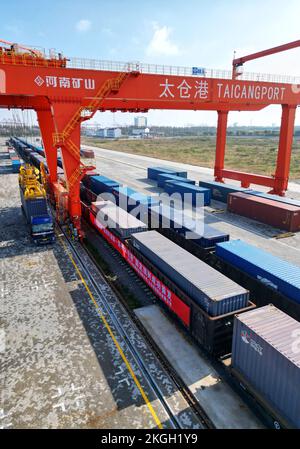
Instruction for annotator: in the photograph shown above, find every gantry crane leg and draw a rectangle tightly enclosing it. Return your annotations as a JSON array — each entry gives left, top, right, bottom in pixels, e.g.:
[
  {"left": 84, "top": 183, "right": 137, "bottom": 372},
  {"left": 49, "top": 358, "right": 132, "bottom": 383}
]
[
  {"left": 270, "top": 105, "right": 297, "bottom": 196},
  {"left": 37, "top": 109, "right": 58, "bottom": 184},
  {"left": 214, "top": 111, "right": 229, "bottom": 183},
  {"left": 41, "top": 101, "right": 88, "bottom": 237}
]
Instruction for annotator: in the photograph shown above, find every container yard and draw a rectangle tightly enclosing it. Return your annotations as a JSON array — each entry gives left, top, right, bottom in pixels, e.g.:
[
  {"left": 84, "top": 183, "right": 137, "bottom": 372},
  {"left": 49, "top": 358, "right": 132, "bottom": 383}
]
[{"left": 1, "top": 15, "right": 300, "bottom": 437}]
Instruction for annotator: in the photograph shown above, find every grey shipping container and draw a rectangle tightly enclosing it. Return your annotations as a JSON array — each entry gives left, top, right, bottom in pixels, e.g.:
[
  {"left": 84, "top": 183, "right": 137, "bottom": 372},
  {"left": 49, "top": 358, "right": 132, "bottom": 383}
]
[
  {"left": 232, "top": 305, "right": 300, "bottom": 428},
  {"left": 92, "top": 200, "right": 147, "bottom": 239},
  {"left": 131, "top": 230, "right": 249, "bottom": 316}
]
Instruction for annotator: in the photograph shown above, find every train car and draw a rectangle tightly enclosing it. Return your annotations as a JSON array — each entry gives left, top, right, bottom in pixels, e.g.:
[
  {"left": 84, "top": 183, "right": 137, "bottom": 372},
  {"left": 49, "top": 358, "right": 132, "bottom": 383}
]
[
  {"left": 111, "top": 186, "right": 160, "bottom": 215},
  {"left": 199, "top": 180, "right": 250, "bottom": 203},
  {"left": 87, "top": 203, "right": 254, "bottom": 355},
  {"left": 231, "top": 305, "right": 300, "bottom": 429},
  {"left": 145, "top": 204, "right": 229, "bottom": 260},
  {"left": 91, "top": 200, "right": 147, "bottom": 240},
  {"left": 164, "top": 181, "right": 211, "bottom": 206}
]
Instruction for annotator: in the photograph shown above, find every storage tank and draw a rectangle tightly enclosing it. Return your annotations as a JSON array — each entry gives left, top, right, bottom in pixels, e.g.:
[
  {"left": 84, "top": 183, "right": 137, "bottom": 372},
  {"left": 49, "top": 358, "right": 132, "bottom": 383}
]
[{"left": 232, "top": 305, "right": 300, "bottom": 428}]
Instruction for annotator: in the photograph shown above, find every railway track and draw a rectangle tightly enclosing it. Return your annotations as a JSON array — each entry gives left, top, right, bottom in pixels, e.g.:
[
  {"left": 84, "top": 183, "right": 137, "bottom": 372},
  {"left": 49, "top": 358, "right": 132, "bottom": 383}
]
[{"left": 56, "top": 221, "right": 213, "bottom": 429}]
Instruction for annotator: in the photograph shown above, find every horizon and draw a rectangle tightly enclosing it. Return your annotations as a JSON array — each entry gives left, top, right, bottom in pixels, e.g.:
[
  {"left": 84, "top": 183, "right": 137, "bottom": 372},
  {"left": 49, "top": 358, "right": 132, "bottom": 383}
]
[{"left": 1, "top": 0, "right": 300, "bottom": 127}]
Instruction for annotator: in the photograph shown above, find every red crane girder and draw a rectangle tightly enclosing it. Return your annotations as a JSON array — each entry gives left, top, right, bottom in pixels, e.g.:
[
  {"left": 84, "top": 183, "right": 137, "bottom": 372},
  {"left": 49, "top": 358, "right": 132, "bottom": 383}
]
[{"left": 1, "top": 45, "right": 299, "bottom": 234}]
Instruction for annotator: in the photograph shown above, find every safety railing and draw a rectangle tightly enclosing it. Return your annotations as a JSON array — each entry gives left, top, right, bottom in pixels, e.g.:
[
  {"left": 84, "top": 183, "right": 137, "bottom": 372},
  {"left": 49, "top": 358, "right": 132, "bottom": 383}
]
[{"left": 67, "top": 57, "right": 300, "bottom": 85}]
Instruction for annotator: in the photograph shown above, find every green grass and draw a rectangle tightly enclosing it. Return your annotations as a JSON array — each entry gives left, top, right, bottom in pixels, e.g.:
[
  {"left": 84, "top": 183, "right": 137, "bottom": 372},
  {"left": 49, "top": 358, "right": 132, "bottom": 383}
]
[{"left": 83, "top": 136, "right": 300, "bottom": 180}]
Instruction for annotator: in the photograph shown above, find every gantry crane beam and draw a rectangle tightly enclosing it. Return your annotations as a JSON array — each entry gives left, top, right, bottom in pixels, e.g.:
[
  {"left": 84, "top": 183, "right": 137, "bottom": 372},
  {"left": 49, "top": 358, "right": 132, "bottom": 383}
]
[
  {"left": 233, "top": 39, "right": 300, "bottom": 74},
  {"left": 1, "top": 44, "right": 300, "bottom": 234}
]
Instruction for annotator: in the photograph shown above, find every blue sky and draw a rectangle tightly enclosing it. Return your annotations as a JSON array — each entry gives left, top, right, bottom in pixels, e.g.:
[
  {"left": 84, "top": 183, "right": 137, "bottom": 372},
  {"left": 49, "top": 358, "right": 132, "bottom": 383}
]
[{"left": 1, "top": 0, "right": 300, "bottom": 127}]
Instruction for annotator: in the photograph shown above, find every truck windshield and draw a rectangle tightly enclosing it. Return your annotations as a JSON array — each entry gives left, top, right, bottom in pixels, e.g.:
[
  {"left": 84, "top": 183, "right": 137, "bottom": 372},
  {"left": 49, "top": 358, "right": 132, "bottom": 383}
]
[{"left": 32, "top": 223, "right": 53, "bottom": 233}]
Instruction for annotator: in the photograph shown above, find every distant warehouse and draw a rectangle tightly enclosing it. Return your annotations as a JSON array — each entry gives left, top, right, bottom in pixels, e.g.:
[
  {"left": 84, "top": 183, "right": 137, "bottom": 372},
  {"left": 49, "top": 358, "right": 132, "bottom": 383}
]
[{"left": 96, "top": 128, "right": 122, "bottom": 138}]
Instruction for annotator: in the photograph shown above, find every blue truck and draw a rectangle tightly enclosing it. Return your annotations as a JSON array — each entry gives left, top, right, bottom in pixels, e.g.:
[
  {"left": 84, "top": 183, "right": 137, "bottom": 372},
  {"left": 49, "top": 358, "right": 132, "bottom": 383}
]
[{"left": 19, "top": 186, "right": 55, "bottom": 245}]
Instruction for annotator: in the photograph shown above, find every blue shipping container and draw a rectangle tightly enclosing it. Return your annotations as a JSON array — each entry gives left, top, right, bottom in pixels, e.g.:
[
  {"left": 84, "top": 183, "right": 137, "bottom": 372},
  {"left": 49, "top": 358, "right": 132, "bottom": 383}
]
[
  {"left": 157, "top": 173, "right": 195, "bottom": 188},
  {"left": 90, "top": 175, "right": 121, "bottom": 195},
  {"left": 199, "top": 180, "right": 249, "bottom": 203},
  {"left": 148, "top": 166, "right": 187, "bottom": 180},
  {"left": 112, "top": 186, "right": 159, "bottom": 213},
  {"left": 216, "top": 240, "right": 300, "bottom": 305},
  {"left": 164, "top": 181, "right": 211, "bottom": 206}
]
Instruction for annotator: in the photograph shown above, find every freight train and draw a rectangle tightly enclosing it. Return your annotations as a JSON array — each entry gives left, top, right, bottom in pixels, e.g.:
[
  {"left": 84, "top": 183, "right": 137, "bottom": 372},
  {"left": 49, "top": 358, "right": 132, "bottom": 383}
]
[{"left": 9, "top": 137, "right": 300, "bottom": 428}]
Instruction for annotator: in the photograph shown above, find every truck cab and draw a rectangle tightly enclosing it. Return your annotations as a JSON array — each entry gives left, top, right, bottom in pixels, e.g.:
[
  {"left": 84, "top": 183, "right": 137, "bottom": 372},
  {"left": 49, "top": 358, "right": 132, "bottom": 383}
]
[{"left": 31, "top": 215, "right": 55, "bottom": 245}]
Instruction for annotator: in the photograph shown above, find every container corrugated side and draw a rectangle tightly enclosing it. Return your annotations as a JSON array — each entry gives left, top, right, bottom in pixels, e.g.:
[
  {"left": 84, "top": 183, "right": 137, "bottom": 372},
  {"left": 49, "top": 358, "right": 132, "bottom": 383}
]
[
  {"left": 157, "top": 173, "right": 195, "bottom": 188},
  {"left": 164, "top": 181, "right": 211, "bottom": 206},
  {"left": 20, "top": 187, "right": 48, "bottom": 223},
  {"left": 232, "top": 305, "right": 300, "bottom": 428},
  {"left": 216, "top": 239, "right": 300, "bottom": 304},
  {"left": 147, "top": 166, "right": 187, "bottom": 180},
  {"left": 131, "top": 230, "right": 249, "bottom": 316},
  {"left": 91, "top": 200, "right": 147, "bottom": 239},
  {"left": 149, "top": 204, "right": 229, "bottom": 248},
  {"left": 199, "top": 180, "right": 248, "bottom": 203},
  {"left": 245, "top": 190, "right": 300, "bottom": 208},
  {"left": 228, "top": 192, "right": 300, "bottom": 232}
]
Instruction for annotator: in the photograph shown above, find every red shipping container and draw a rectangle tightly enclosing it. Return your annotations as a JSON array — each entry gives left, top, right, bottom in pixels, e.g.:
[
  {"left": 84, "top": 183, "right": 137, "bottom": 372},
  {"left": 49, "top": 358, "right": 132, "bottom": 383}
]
[{"left": 228, "top": 192, "right": 300, "bottom": 232}]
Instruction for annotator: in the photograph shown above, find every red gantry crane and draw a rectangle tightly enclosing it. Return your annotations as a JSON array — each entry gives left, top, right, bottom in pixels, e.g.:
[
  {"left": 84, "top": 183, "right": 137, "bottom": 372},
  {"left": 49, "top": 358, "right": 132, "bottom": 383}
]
[{"left": 1, "top": 38, "right": 300, "bottom": 237}]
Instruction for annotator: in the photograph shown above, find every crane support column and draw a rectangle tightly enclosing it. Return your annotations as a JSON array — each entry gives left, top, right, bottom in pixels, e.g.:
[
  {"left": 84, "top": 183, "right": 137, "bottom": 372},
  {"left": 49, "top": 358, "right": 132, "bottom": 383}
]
[
  {"left": 37, "top": 109, "right": 57, "bottom": 183},
  {"left": 270, "top": 104, "right": 297, "bottom": 195},
  {"left": 214, "top": 110, "right": 229, "bottom": 183}
]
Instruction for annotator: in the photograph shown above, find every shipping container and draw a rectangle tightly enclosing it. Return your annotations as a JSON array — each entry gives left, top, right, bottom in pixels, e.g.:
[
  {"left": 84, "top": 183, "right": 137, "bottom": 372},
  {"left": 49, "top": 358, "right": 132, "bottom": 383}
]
[
  {"left": 216, "top": 240, "right": 300, "bottom": 305},
  {"left": 91, "top": 200, "right": 147, "bottom": 239},
  {"left": 80, "top": 148, "right": 95, "bottom": 158},
  {"left": 164, "top": 181, "right": 211, "bottom": 206},
  {"left": 147, "top": 166, "right": 187, "bottom": 180},
  {"left": 199, "top": 180, "right": 249, "bottom": 203},
  {"left": 228, "top": 192, "right": 300, "bottom": 232},
  {"left": 245, "top": 190, "right": 300, "bottom": 208},
  {"left": 89, "top": 210, "right": 254, "bottom": 355},
  {"left": 112, "top": 186, "right": 160, "bottom": 214},
  {"left": 157, "top": 173, "right": 195, "bottom": 188},
  {"left": 20, "top": 190, "right": 48, "bottom": 224},
  {"left": 232, "top": 305, "right": 300, "bottom": 429},
  {"left": 131, "top": 231, "right": 249, "bottom": 316},
  {"left": 89, "top": 175, "right": 121, "bottom": 195},
  {"left": 11, "top": 159, "right": 22, "bottom": 173},
  {"left": 148, "top": 204, "right": 229, "bottom": 248}
]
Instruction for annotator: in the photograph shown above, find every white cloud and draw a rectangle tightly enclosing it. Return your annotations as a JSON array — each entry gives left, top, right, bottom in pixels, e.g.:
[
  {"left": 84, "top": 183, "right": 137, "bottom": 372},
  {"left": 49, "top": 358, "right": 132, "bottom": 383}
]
[
  {"left": 146, "top": 23, "right": 179, "bottom": 56},
  {"left": 76, "top": 19, "right": 91, "bottom": 32}
]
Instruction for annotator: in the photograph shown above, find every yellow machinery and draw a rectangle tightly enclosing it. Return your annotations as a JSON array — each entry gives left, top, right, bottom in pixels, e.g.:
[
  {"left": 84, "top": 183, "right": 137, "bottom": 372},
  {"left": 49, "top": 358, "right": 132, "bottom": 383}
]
[{"left": 19, "top": 164, "right": 46, "bottom": 199}]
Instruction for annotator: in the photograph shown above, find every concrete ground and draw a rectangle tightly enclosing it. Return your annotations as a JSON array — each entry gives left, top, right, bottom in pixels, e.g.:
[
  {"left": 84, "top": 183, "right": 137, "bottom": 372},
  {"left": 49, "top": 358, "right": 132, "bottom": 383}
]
[
  {"left": 83, "top": 144, "right": 300, "bottom": 266},
  {"left": 135, "top": 304, "right": 264, "bottom": 429},
  {"left": 0, "top": 140, "right": 198, "bottom": 429}
]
